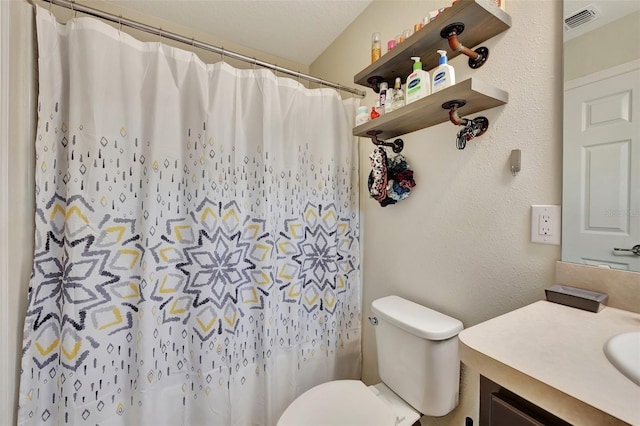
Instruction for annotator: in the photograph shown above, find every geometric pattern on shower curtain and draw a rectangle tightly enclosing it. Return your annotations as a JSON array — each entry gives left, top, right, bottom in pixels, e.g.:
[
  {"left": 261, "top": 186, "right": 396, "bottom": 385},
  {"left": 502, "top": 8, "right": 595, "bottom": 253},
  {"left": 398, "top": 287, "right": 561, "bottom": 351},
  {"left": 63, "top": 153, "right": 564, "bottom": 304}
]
[{"left": 19, "top": 8, "right": 360, "bottom": 426}]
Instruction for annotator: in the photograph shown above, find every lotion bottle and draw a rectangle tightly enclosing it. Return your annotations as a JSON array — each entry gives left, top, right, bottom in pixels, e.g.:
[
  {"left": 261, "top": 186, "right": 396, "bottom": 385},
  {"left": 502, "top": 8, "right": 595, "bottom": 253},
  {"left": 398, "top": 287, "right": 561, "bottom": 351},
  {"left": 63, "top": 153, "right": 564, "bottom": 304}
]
[
  {"left": 432, "top": 50, "right": 456, "bottom": 93},
  {"left": 405, "top": 56, "right": 430, "bottom": 105}
]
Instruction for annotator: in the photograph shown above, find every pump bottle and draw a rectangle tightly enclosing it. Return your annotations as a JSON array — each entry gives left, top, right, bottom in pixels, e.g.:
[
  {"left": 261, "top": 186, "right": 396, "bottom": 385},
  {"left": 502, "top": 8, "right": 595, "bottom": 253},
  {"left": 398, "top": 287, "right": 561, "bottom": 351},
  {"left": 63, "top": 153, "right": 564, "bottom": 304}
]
[
  {"left": 432, "top": 50, "right": 456, "bottom": 93},
  {"left": 405, "top": 56, "right": 430, "bottom": 104}
]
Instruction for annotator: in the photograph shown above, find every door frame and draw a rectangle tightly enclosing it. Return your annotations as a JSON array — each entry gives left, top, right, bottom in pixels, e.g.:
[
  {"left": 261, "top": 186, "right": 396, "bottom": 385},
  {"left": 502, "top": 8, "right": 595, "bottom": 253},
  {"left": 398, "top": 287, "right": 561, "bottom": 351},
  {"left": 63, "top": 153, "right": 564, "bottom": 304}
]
[
  {"left": 565, "top": 59, "right": 640, "bottom": 91},
  {"left": 0, "top": 0, "right": 12, "bottom": 424}
]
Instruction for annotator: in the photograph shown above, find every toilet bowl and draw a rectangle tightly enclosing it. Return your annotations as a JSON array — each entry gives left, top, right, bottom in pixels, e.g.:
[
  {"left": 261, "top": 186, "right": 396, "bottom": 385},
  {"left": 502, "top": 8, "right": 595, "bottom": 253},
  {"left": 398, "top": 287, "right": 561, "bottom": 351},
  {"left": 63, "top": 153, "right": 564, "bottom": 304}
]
[
  {"left": 277, "top": 380, "right": 420, "bottom": 426},
  {"left": 277, "top": 296, "right": 463, "bottom": 426}
]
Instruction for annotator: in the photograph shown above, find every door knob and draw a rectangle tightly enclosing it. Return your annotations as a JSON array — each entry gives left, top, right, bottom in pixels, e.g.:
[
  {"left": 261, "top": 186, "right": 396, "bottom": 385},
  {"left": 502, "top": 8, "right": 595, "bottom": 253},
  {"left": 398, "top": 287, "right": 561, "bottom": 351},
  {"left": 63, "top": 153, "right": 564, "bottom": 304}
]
[{"left": 613, "top": 244, "right": 640, "bottom": 256}]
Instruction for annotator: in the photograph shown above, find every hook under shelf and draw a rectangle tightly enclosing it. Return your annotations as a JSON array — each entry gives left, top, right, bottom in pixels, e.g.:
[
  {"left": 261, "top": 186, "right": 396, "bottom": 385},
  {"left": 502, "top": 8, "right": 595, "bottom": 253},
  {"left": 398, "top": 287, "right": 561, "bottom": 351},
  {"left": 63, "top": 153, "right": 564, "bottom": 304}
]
[
  {"left": 367, "top": 130, "right": 404, "bottom": 153},
  {"left": 366, "top": 76, "right": 384, "bottom": 94},
  {"left": 442, "top": 100, "right": 489, "bottom": 150}
]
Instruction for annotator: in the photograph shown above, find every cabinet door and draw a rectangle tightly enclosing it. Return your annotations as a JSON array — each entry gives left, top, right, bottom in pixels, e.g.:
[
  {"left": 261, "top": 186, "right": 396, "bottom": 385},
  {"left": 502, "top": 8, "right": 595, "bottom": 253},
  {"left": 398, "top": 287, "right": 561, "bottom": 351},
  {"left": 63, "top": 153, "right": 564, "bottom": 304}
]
[
  {"left": 480, "top": 376, "right": 571, "bottom": 426},
  {"left": 490, "top": 394, "right": 545, "bottom": 426}
]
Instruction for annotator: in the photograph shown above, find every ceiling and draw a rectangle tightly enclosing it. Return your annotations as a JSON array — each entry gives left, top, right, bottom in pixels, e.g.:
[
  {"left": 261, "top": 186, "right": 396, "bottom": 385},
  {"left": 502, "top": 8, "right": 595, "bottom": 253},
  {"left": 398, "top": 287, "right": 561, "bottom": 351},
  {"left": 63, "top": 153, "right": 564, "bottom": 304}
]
[{"left": 108, "top": 0, "right": 373, "bottom": 65}]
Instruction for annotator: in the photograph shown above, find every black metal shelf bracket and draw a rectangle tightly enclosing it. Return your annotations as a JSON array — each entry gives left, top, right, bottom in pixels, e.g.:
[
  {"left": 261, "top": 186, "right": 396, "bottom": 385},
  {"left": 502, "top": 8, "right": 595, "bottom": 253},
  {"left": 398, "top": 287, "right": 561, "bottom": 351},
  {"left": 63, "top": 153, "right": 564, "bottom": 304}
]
[
  {"left": 367, "top": 130, "right": 404, "bottom": 153},
  {"left": 367, "top": 76, "right": 384, "bottom": 94},
  {"left": 440, "top": 23, "right": 489, "bottom": 69},
  {"left": 442, "top": 100, "right": 489, "bottom": 150}
]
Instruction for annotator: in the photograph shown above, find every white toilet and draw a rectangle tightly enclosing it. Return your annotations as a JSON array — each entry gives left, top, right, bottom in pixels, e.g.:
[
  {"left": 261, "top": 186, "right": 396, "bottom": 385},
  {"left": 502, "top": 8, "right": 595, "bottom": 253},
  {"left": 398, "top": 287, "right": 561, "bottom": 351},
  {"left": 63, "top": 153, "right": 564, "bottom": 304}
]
[{"left": 277, "top": 295, "right": 464, "bottom": 426}]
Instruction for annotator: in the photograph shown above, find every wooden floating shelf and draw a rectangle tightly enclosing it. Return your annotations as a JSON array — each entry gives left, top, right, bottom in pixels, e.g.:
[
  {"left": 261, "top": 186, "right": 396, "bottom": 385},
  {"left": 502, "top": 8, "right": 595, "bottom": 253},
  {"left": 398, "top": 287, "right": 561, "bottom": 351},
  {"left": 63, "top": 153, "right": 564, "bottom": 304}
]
[
  {"left": 353, "top": 78, "right": 508, "bottom": 139},
  {"left": 354, "top": 0, "right": 512, "bottom": 89}
]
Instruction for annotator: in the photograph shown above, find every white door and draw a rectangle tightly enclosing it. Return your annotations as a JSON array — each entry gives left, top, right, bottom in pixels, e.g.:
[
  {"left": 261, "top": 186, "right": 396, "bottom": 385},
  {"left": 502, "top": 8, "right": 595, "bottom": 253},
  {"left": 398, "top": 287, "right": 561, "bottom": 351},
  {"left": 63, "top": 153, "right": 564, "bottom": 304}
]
[{"left": 563, "top": 61, "right": 640, "bottom": 271}]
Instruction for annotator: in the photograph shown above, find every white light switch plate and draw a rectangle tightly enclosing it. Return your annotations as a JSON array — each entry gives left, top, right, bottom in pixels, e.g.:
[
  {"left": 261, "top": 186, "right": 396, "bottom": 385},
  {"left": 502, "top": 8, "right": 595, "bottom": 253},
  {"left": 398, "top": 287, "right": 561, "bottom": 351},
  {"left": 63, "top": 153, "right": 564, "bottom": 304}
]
[{"left": 531, "top": 205, "right": 561, "bottom": 245}]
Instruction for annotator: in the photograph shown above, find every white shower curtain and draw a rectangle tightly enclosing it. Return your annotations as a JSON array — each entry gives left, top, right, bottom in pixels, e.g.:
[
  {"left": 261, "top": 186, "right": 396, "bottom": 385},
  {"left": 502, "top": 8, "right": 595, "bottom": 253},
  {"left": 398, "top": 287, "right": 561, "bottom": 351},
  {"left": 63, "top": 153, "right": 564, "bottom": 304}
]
[{"left": 19, "top": 7, "right": 360, "bottom": 425}]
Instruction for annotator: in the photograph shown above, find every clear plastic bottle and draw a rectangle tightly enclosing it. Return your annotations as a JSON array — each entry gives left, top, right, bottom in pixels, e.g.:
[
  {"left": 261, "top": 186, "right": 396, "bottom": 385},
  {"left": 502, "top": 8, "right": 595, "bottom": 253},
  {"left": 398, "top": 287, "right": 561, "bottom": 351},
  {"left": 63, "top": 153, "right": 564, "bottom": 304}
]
[
  {"left": 385, "top": 84, "right": 394, "bottom": 114},
  {"left": 371, "top": 32, "right": 381, "bottom": 63},
  {"left": 392, "top": 77, "right": 405, "bottom": 111},
  {"left": 379, "top": 82, "right": 388, "bottom": 114},
  {"left": 355, "top": 106, "right": 369, "bottom": 126}
]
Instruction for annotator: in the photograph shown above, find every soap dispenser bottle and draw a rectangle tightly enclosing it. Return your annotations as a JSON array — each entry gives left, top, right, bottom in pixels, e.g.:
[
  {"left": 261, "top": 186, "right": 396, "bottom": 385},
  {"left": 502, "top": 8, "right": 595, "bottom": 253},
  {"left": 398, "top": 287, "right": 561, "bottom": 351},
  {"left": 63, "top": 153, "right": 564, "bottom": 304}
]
[
  {"left": 405, "top": 56, "right": 430, "bottom": 105},
  {"left": 432, "top": 50, "right": 456, "bottom": 93}
]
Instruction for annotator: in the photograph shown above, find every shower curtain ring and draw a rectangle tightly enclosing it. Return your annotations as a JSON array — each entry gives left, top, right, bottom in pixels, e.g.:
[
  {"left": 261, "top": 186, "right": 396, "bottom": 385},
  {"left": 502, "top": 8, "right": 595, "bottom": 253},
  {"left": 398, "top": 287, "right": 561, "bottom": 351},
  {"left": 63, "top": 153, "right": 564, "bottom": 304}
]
[
  {"left": 220, "top": 47, "right": 225, "bottom": 62},
  {"left": 118, "top": 15, "right": 123, "bottom": 34},
  {"left": 48, "top": 0, "right": 52, "bottom": 12},
  {"left": 70, "top": 0, "right": 76, "bottom": 19}
]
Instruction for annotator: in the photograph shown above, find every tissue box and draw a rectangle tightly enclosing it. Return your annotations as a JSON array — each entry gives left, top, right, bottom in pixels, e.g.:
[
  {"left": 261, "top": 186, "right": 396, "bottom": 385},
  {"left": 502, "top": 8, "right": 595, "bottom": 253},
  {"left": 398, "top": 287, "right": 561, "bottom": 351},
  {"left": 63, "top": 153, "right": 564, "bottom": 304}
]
[{"left": 545, "top": 284, "right": 608, "bottom": 313}]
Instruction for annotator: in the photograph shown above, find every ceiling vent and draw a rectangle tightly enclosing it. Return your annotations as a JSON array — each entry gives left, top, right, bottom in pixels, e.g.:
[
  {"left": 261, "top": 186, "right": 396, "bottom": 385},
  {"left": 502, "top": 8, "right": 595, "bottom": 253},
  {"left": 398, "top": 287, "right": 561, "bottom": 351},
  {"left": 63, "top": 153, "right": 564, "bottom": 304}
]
[{"left": 564, "top": 4, "right": 601, "bottom": 31}]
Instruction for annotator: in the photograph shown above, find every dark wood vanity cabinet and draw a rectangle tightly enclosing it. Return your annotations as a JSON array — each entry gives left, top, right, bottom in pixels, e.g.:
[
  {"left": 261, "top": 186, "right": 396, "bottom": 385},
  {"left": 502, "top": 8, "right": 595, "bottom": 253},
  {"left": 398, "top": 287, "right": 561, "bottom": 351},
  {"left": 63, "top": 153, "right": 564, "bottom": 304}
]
[{"left": 480, "top": 376, "right": 572, "bottom": 426}]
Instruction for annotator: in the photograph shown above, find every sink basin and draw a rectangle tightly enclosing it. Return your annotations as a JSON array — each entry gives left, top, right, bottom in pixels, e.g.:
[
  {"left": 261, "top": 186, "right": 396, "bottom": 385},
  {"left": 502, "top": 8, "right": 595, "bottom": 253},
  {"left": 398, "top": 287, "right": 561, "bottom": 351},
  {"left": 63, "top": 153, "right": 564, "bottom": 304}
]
[{"left": 604, "top": 331, "right": 640, "bottom": 386}]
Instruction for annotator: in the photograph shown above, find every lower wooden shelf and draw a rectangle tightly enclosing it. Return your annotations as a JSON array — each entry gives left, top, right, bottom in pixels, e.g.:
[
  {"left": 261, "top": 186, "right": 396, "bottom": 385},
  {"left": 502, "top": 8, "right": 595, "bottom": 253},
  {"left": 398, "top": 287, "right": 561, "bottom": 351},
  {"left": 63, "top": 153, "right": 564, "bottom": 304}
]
[{"left": 353, "top": 77, "right": 508, "bottom": 140}]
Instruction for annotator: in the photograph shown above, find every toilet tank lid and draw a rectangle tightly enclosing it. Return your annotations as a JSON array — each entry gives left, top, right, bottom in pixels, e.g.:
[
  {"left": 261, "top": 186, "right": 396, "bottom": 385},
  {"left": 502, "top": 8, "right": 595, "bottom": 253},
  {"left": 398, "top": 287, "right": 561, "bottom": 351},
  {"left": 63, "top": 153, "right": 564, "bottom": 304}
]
[{"left": 371, "top": 296, "right": 463, "bottom": 340}]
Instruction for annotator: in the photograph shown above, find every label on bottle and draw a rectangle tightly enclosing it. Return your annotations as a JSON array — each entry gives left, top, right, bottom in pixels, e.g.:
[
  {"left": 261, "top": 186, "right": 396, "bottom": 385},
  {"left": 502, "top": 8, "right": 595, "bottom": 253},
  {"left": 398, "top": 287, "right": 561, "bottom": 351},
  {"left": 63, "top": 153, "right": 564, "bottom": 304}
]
[
  {"left": 433, "top": 71, "right": 447, "bottom": 87},
  {"left": 407, "top": 77, "right": 422, "bottom": 99},
  {"left": 392, "top": 89, "right": 405, "bottom": 110}
]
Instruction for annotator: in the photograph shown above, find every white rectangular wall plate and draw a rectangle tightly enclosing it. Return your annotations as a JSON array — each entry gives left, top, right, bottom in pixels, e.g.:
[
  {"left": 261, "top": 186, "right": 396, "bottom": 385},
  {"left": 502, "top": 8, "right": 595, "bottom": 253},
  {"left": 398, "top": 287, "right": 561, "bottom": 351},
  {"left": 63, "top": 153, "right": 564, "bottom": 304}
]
[{"left": 531, "top": 205, "right": 561, "bottom": 245}]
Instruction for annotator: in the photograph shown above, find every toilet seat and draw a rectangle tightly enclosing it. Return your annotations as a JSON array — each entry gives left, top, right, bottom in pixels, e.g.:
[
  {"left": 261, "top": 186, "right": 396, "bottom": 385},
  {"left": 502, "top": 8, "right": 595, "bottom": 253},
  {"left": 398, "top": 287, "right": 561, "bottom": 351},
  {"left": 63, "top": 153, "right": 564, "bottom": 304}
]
[{"left": 277, "top": 380, "right": 420, "bottom": 426}]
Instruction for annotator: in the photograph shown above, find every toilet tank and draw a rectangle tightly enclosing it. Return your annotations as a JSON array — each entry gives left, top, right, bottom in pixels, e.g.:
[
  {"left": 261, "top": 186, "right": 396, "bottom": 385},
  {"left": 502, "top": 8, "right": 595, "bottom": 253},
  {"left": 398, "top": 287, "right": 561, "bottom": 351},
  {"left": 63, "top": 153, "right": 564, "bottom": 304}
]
[{"left": 371, "top": 296, "right": 464, "bottom": 417}]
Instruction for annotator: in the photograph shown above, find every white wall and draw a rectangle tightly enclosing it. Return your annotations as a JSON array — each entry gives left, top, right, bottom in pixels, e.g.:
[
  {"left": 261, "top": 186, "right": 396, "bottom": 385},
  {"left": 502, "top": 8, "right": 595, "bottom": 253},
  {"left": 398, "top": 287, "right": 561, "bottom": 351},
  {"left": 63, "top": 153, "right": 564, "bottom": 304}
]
[
  {"left": 311, "top": 1, "right": 563, "bottom": 424},
  {"left": 38, "top": 0, "right": 311, "bottom": 76}
]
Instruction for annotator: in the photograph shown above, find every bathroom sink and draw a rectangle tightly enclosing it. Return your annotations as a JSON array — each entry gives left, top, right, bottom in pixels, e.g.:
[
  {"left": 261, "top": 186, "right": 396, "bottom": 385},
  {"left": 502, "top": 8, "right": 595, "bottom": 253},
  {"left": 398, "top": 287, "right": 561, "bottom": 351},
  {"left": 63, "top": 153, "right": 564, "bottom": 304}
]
[{"left": 604, "top": 331, "right": 640, "bottom": 386}]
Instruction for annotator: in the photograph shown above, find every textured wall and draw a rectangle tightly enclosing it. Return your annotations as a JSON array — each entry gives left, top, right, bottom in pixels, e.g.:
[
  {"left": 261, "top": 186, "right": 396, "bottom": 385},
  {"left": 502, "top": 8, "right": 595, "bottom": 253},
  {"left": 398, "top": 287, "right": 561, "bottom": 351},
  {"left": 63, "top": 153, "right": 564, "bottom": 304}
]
[{"left": 311, "top": 1, "right": 563, "bottom": 424}]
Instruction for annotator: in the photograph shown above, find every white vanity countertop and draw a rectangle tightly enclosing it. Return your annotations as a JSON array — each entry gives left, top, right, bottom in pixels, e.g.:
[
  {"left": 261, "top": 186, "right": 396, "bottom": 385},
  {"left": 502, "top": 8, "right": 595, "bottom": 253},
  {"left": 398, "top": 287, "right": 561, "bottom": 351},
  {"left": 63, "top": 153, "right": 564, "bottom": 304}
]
[{"left": 459, "top": 300, "right": 640, "bottom": 425}]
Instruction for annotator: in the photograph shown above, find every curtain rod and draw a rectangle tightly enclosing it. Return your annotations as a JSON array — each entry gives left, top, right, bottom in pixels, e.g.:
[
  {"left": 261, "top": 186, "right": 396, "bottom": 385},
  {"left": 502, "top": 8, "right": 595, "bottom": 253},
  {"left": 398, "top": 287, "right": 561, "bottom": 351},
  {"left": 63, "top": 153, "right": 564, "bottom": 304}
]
[{"left": 40, "top": 0, "right": 367, "bottom": 98}]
